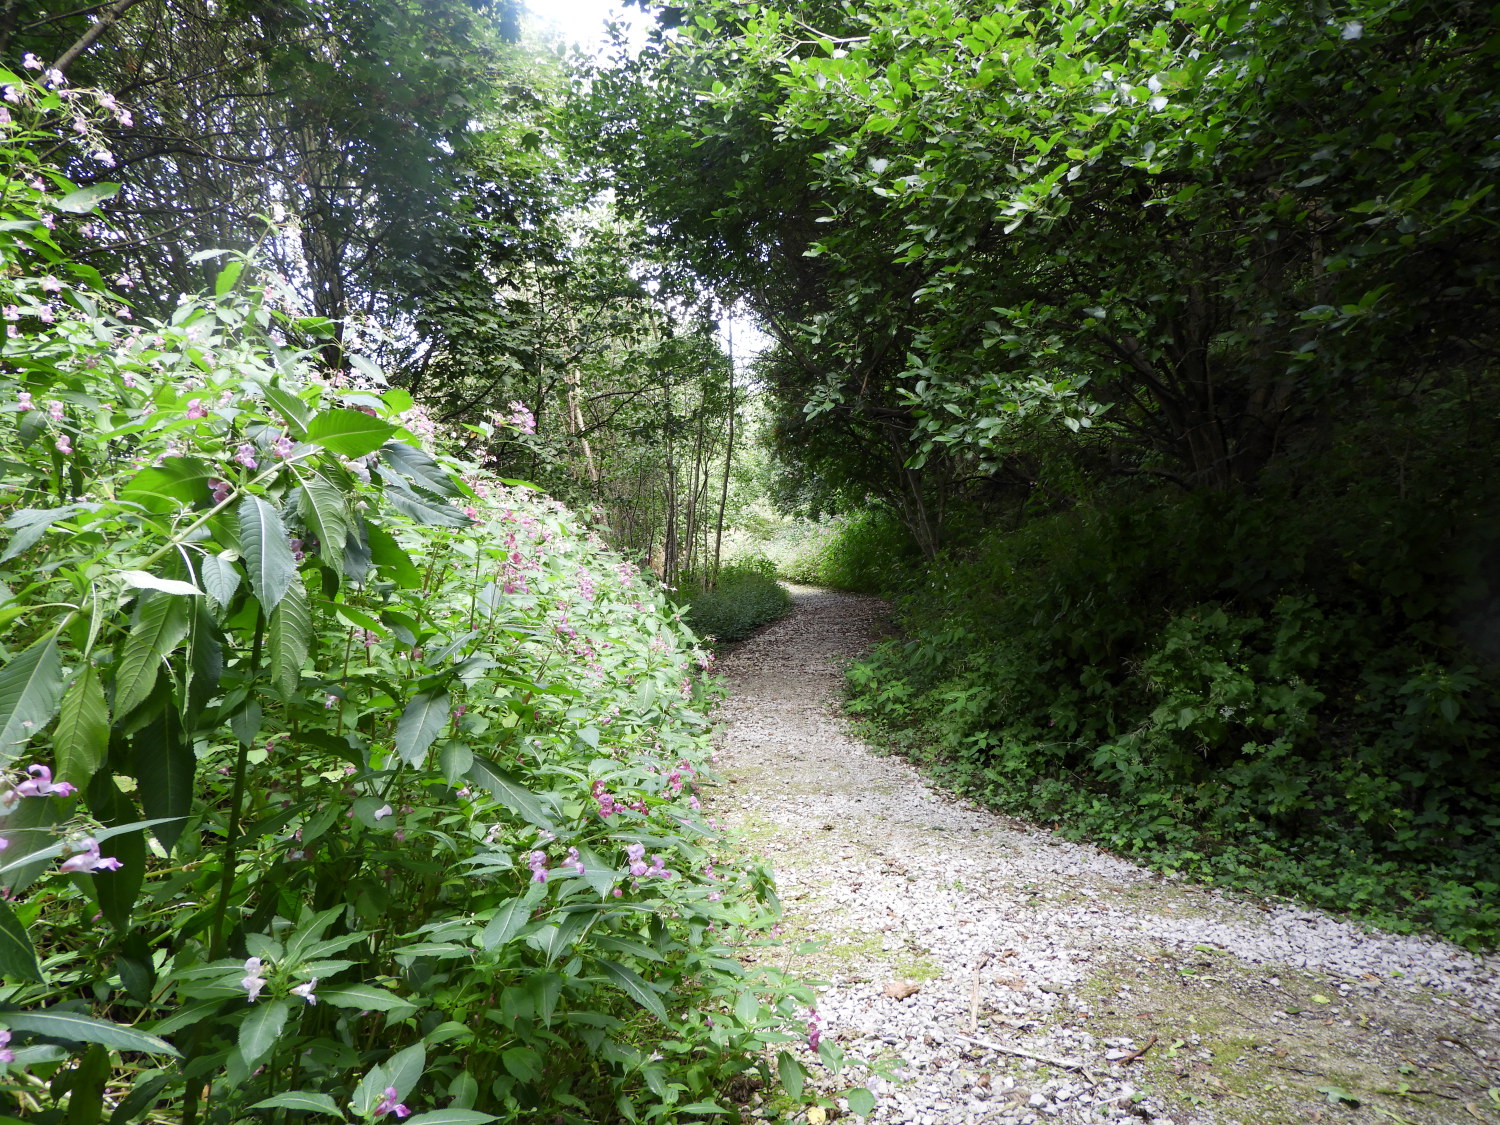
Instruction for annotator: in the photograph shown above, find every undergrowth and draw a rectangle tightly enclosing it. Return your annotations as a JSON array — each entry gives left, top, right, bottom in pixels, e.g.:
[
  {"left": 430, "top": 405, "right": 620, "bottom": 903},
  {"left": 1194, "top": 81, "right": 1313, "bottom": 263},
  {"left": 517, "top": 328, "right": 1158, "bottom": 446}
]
[
  {"left": 765, "top": 511, "right": 914, "bottom": 595},
  {"left": 839, "top": 406, "right": 1500, "bottom": 949},
  {"left": 676, "top": 558, "right": 791, "bottom": 644}
]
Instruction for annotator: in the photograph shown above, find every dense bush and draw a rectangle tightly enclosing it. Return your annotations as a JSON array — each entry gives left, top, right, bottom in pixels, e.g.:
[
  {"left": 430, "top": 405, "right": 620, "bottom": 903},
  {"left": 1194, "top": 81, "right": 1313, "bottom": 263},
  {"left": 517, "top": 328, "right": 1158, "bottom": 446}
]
[
  {"left": 846, "top": 404, "right": 1500, "bottom": 949},
  {"left": 676, "top": 559, "right": 791, "bottom": 645},
  {"left": 0, "top": 71, "right": 862, "bottom": 1123},
  {"left": 765, "top": 511, "right": 915, "bottom": 595}
]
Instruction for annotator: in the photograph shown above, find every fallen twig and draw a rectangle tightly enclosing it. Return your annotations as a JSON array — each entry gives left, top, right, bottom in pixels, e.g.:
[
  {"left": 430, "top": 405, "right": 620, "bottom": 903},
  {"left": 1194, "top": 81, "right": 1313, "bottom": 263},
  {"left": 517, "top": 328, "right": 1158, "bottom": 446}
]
[
  {"left": 1113, "top": 1036, "right": 1157, "bottom": 1065},
  {"left": 952, "top": 1033, "right": 1099, "bottom": 1081}
]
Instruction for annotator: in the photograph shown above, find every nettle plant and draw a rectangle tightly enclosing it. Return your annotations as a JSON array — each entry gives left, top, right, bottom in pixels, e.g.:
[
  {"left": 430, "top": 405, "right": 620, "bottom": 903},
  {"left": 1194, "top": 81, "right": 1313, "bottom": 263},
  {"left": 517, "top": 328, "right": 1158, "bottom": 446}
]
[{"left": 0, "top": 68, "right": 857, "bottom": 1124}]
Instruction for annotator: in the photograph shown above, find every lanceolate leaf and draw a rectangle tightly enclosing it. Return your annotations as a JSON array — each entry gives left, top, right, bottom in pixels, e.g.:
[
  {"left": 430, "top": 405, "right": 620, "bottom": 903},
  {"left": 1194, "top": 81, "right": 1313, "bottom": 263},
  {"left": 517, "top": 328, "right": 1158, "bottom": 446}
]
[
  {"left": 249, "top": 1093, "right": 345, "bottom": 1119},
  {"left": 113, "top": 593, "right": 190, "bottom": 720},
  {"left": 239, "top": 999, "right": 290, "bottom": 1068},
  {"left": 3, "top": 1009, "right": 179, "bottom": 1056},
  {"left": 197, "top": 552, "right": 242, "bottom": 608},
  {"left": 379, "top": 441, "right": 460, "bottom": 497},
  {"left": 403, "top": 1112, "right": 499, "bottom": 1125},
  {"left": 0, "top": 504, "right": 83, "bottom": 561},
  {"left": 598, "top": 961, "right": 667, "bottom": 1021},
  {"left": 305, "top": 408, "right": 396, "bottom": 458},
  {"left": 365, "top": 523, "right": 421, "bottom": 588},
  {"left": 479, "top": 897, "right": 532, "bottom": 951},
  {"left": 0, "top": 899, "right": 43, "bottom": 981},
  {"left": 395, "top": 688, "right": 450, "bottom": 766},
  {"left": 119, "top": 457, "right": 218, "bottom": 513},
  {"left": 263, "top": 383, "right": 311, "bottom": 434},
  {"left": 465, "top": 755, "right": 558, "bottom": 833},
  {"left": 296, "top": 469, "right": 350, "bottom": 561},
  {"left": 0, "top": 633, "right": 65, "bottom": 764},
  {"left": 54, "top": 182, "right": 121, "bottom": 213},
  {"left": 269, "top": 576, "right": 311, "bottom": 695},
  {"left": 133, "top": 711, "right": 194, "bottom": 854},
  {"left": 54, "top": 662, "right": 108, "bottom": 789},
  {"left": 238, "top": 496, "right": 297, "bottom": 611}
]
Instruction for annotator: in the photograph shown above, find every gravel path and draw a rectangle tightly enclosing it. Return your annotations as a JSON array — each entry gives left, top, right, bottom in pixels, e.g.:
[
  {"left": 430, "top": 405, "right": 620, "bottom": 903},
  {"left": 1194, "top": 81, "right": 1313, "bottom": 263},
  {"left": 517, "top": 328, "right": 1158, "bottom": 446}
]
[{"left": 707, "top": 587, "right": 1500, "bottom": 1125}]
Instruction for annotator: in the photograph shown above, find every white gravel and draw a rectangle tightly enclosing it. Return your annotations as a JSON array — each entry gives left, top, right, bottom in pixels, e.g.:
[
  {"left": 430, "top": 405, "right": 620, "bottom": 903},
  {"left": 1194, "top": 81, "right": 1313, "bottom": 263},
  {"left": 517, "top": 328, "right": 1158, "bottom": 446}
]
[{"left": 707, "top": 587, "right": 1500, "bottom": 1125}]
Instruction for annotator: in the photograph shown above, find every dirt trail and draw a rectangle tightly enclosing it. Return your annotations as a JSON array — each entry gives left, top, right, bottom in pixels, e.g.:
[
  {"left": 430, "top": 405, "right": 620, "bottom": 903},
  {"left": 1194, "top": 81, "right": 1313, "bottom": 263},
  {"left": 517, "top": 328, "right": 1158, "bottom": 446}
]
[{"left": 706, "top": 587, "right": 1500, "bottom": 1125}]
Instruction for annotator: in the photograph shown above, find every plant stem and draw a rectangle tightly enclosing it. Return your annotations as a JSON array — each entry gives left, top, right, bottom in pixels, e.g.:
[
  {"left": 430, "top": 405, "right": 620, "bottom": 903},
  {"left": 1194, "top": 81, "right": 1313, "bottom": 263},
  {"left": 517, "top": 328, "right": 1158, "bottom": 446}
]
[{"left": 210, "top": 607, "right": 264, "bottom": 959}]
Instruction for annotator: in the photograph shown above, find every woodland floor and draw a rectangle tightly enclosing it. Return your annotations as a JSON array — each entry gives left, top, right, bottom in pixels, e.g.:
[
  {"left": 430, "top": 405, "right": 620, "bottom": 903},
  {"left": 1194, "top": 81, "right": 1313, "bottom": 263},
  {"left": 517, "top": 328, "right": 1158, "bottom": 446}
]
[{"left": 704, "top": 586, "right": 1500, "bottom": 1125}]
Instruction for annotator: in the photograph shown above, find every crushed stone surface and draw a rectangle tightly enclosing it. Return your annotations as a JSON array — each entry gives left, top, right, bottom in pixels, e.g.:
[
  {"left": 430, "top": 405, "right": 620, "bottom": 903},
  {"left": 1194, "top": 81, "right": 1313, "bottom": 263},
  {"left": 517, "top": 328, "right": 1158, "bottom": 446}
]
[{"left": 706, "top": 587, "right": 1500, "bottom": 1125}]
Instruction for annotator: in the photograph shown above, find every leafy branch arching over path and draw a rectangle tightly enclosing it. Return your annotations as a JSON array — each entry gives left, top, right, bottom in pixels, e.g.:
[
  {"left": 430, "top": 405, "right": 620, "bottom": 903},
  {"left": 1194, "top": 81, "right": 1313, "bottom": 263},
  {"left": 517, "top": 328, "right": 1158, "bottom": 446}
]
[{"left": 709, "top": 588, "right": 1500, "bottom": 1125}]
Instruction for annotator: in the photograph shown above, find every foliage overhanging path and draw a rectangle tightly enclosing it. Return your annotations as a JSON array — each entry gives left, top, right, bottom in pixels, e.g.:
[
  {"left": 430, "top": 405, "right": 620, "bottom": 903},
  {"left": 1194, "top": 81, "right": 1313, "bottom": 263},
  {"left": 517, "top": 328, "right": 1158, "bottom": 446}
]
[{"left": 709, "top": 588, "right": 1500, "bottom": 1125}]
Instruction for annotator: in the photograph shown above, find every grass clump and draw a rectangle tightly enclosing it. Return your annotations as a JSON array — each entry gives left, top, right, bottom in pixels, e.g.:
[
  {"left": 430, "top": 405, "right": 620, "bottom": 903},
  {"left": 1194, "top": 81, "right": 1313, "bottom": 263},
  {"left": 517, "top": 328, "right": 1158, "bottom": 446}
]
[{"left": 678, "top": 557, "right": 793, "bottom": 643}]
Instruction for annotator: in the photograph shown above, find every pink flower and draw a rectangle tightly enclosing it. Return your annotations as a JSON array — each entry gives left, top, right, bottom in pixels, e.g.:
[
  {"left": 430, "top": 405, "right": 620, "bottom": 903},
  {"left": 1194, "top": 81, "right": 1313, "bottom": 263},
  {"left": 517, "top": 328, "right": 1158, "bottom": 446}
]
[
  {"left": 240, "top": 957, "right": 267, "bottom": 1002},
  {"left": 464, "top": 505, "right": 481, "bottom": 522},
  {"left": 373, "top": 803, "right": 394, "bottom": 821},
  {"left": 807, "top": 1008, "right": 822, "bottom": 1052},
  {"left": 15, "top": 391, "right": 31, "bottom": 411},
  {"left": 47, "top": 400, "right": 64, "bottom": 421},
  {"left": 271, "top": 433, "right": 294, "bottom": 459},
  {"left": 290, "top": 978, "right": 317, "bottom": 1005},
  {"left": 14, "top": 765, "right": 77, "bottom": 799},
  {"left": 58, "top": 837, "right": 122, "bottom": 874},
  {"left": 527, "top": 850, "right": 549, "bottom": 883},
  {"left": 21, "top": 53, "right": 42, "bottom": 70},
  {"left": 374, "top": 1087, "right": 410, "bottom": 1118},
  {"left": 209, "top": 478, "right": 232, "bottom": 504},
  {"left": 234, "top": 443, "right": 257, "bottom": 469},
  {"left": 566, "top": 846, "right": 585, "bottom": 875},
  {"left": 505, "top": 400, "right": 535, "bottom": 435},
  {"left": 186, "top": 398, "right": 207, "bottom": 419},
  {"left": 626, "top": 842, "right": 648, "bottom": 878},
  {"left": 40, "top": 275, "right": 62, "bottom": 293},
  {"left": 55, "top": 434, "right": 72, "bottom": 454},
  {"left": 0, "top": 1028, "right": 12, "bottom": 1064}
]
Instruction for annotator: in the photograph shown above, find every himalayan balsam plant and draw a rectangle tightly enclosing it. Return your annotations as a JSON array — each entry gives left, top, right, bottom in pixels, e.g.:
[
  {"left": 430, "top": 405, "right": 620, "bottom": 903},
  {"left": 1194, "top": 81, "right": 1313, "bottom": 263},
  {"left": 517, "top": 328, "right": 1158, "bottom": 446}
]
[{"left": 0, "top": 66, "right": 868, "bottom": 1124}]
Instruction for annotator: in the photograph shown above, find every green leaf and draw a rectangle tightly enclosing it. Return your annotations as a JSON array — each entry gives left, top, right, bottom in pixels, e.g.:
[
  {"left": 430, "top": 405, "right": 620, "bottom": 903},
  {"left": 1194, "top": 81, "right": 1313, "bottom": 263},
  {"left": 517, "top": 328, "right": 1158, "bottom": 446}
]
[
  {"left": 263, "top": 383, "right": 311, "bottom": 436},
  {"left": 598, "top": 961, "right": 667, "bottom": 1021},
  {"left": 385, "top": 1042, "right": 427, "bottom": 1100},
  {"left": 54, "top": 183, "right": 121, "bottom": 213},
  {"left": 0, "top": 632, "right": 65, "bottom": 763},
  {"left": 673, "top": 1104, "right": 729, "bottom": 1117},
  {"left": 383, "top": 489, "right": 470, "bottom": 528},
  {"left": 380, "top": 442, "right": 460, "bottom": 498},
  {"left": 269, "top": 577, "right": 311, "bottom": 695},
  {"left": 120, "top": 457, "right": 218, "bottom": 513},
  {"left": 465, "top": 755, "right": 557, "bottom": 832},
  {"left": 238, "top": 496, "right": 297, "bottom": 611},
  {"left": 54, "top": 663, "right": 109, "bottom": 789},
  {"left": 364, "top": 522, "right": 421, "bottom": 588},
  {"left": 479, "top": 897, "right": 532, "bottom": 951},
  {"left": 305, "top": 409, "right": 397, "bottom": 458},
  {"left": 316, "top": 983, "right": 408, "bottom": 1011},
  {"left": 295, "top": 470, "right": 350, "bottom": 560},
  {"left": 777, "top": 1051, "right": 805, "bottom": 1099},
  {"left": 402, "top": 1112, "right": 498, "bottom": 1125},
  {"left": 0, "top": 898, "right": 43, "bottom": 981},
  {"left": 395, "top": 689, "right": 450, "bottom": 766},
  {"left": 132, "top": 712, "right": 194, "bottom": 854},
  {"left": 198, "top": 552, "right": 241, "bottom": 608},
  {"left": 113, "top": 593, "right": 190, "bottom": 719},
  {"left": 845, "top": 1087, "right": 877, "bottom": 1117},
  {"left": 1, "top": 504, "right": 84, "bottom": 561},
  {"left": 214, "top": 260, "right": 245, "bottom": 298},
  {"left": 239, "top": 999, "right": 289, "bottom": 1068},
  {"left": 248, "top": 1092, "right": 345, "bottom": 1119},
  {"left": 3, "top": 1009, "right": 179, "bottom": 1056}
]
